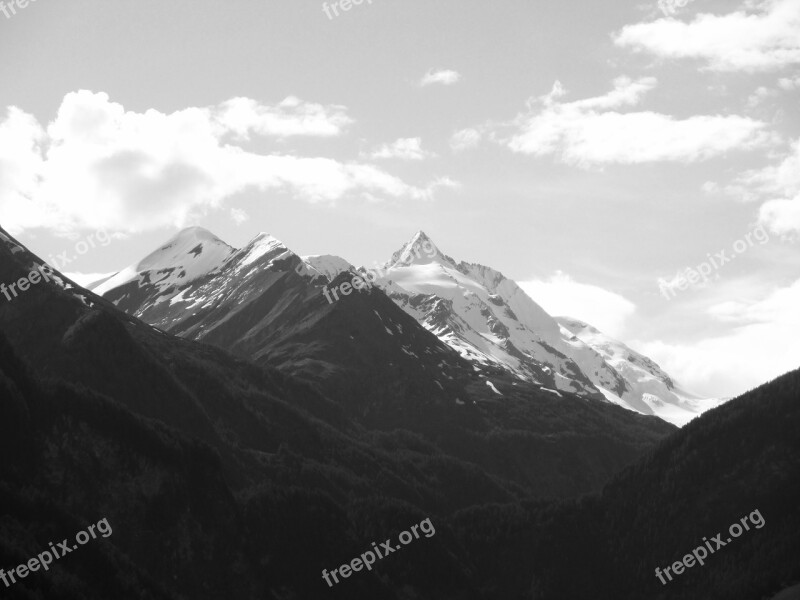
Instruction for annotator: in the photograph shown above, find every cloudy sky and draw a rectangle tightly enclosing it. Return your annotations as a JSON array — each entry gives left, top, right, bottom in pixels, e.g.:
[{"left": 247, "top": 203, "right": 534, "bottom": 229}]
[{"left": 1, "top": 0, "right": 799, "bottom": 398}]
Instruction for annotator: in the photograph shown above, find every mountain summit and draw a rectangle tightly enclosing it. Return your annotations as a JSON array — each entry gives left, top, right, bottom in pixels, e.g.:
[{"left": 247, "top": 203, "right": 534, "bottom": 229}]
[
  {"left": 92, "top": 226, "right": 235, "bottom": 297},
  {"left": 372, "top": 232, "right": 720, "bottom": 425},
  {"left": 383, "top": 230, "right": 455, "bottom": 269}
]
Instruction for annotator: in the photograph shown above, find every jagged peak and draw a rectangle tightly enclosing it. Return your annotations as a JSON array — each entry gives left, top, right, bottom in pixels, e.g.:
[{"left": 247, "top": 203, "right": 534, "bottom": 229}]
[
  {"left": 240, "top": 231, "right": 274, "bottom": 245},
  {"left": 384, "top": 230, "right": 456, "bottom": 269},
  {"left": 240, "top": 232, "right": 291, "bottom": 253},
  {"left": 235, "top": 232, "right": 295, "bottom": 268}
]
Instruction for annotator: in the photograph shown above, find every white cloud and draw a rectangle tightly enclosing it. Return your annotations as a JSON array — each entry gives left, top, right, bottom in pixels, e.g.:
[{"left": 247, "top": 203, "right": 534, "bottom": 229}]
[
  {"left": 742, "top": 139, "right": 800, "bottom": 197},
  {"left": 778, "top": 74, "right": 800, "bottom": 89},
  {"left": 501, "top": 77, "right": 770, "bottom": 167},
  {"left": 419, "top": 69, "right": 462, "bottom": 87},
  {"left": 717, "top": 138, "right": 800, "bottom": 235},
  {"left": 450, "top": 128, "right": 482, "bottom": 151},
  {"left": 747, "top": 85, "right": 780, "bottom": 107},
  {"left": 364, "top": 137, "right": 436, "bottom": 160},
  {"left": 0, "top": 91, "right": 454, "bottom": 234},
  {"left": 634, "top": 278, "right": 800, "bottom": 397},
  {"left": 230, "top": 208, "right": 249, "bottom": 225},
  {"left": 0, "top": 108, "right": 47, "bottom": 232},
  {"left": 760, "top": 195, "right": 800, "bottom": 234},
  {"left": 518, "top": 271, "right": 637, "bottom": 338},
  {"left": 214, "top": 95, "right": 352, "bottom": 139},
  {"left": 614, "top": 0, "right": 800, "bottom": 72}
]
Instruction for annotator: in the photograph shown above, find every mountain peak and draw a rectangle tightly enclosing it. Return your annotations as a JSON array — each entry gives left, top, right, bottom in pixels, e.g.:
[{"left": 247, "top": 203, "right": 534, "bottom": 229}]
[
  {"left": 410, "top": 230, "right": 432, "bottom": 243},
  {"left": 384, "top": 230, "right": 451, "bottom": 269},
  {"left": 240, "top": 232, "right": 287, "bottom": 253},
  {"left": 172, "top": 225, "right": 220, "bottom": 241},
  {"left": 154, "top": 226, "right": 228, "bottom": 252},
  {"left": 236, "top": 232, "right": 293, "bottom": 268},
  {"left": 140, "top": 226, "right": 231, "bottom": 271},
  {"left": 93, "top": 226, "right": 235, "bottom": 297}
]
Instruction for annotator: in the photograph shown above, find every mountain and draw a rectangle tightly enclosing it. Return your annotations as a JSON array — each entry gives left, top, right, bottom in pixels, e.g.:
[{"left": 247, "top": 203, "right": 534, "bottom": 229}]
[
  {"left": 301, "top": 254, "right": 355, "bottom": 280},
  {"left": 364, "top": 231, "right": 719, "bottom": 426},
  {"left": 557, "top": 317, "right": 725, "bottom": 425},
  {"left": 452, "top": 365, "right": 800, "bottom": 600},
  {"left": 91, "top": 226, "right": 714, "bottom": 426},
  {"left": 91, "top": 226, "right": 236, "bottom": 297},
  {"left": 2, "top": 222, "right": 795, "bottom": 599},
  {"left": 0, "top": 223, "right": 497, "bottom": 598},
  {"left": 88, "top": 225, "right": 675, "bottom": 497}
]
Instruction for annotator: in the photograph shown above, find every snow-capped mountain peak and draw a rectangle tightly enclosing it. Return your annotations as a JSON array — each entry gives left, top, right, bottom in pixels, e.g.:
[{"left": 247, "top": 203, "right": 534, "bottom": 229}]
[
  {"left": 372, "top": 231, "right": 721, "bottom": 426},
  {"left": 93, "top": 226, "right": 235, "bottom": 296},
  {"left": 237, "top": 232, "right": 291, "bottom": 268},
  {"left": 384, "top": 230, "right": 456, "bottom": 270},
  {"left": 301, "top": 255, "right": 354, "bottom": 281},
  {"left": 556, "top": 316, "right": 724, "bottom": 425}
]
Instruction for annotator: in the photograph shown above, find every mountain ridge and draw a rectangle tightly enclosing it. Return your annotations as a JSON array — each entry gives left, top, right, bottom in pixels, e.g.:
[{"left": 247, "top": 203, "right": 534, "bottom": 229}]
[{"left": 91, "top": 226, "right": 720, "bottom": 426}]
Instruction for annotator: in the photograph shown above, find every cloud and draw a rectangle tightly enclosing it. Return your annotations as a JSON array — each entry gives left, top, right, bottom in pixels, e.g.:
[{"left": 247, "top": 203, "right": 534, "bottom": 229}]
[
  {"left": 518, "top": 271, "right": 636, "bottom": 338},
  {"left": 655, "top": 224, "right": 774, "bottom": 300},
  {"left": 230, "top": 208, "right": 249, "bottom": 225},
  {"left": 760, "top": 195, "right": 800, "bottom": 235},
  {"left": 363, "top": 137, "right": 436, "bottom": 160},
  {"left": 713, "top": 138, "right": 800, "bottom": 235},
  {"left": 778, "top": 75, "right": 800, "bottom": 89},
  {"left": 419, "top": 69, "right": 462, "bottom": 87},
  {"left": 0, "top": 107, "right": 47, "bottom": 232},
  {"left": 614, "top": 0, "right": 800, "bottom": 72},
  {"left": 754, "top": 138, "right": 800, "bottom": 235},
  {"left": 743, "top": 139, "right": 800, "bottom": 196},
  {"left": 450, "top": 128, "right": 482, "bottom": 151},
  {"left": 0, "top": 91, "right": 454, "bottom": 234},
  {"left": 634, "top": 278, "right": 800, "bottom": 397},
  {"left": 747, "top": 85, "right": 780, "bottom": 107},
  {"left": 499, "top": 77, "right": 770, "bottom": 167},
  {"left": 214, "top": 95, "right": 352, "bottom": 139}
]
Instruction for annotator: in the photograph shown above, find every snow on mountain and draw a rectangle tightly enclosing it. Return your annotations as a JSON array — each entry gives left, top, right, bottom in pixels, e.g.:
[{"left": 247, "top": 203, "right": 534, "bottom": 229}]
[
  {"left": 372, "top": 231, "right": 612, "bottom": 399},
  {"left": 92, "top": 226, "right": 235, "bottom": 296},
  {"left": 558, "top": 317, "right": 725, "bottom": 426},
  {"left": 372, "top": 231, "right": 722, "bottom": 426},
  {"left": 91, "top": 225, "right": 720, "bottom": 426},
  {"left": 91, "top": 227, "right": 501, "bottom": 418},
  {"left": 95, "top": 228, "right": 313, "bottom": 331},
  {"left": 301, "top": 254, "right": 354, "bottom": 281}
]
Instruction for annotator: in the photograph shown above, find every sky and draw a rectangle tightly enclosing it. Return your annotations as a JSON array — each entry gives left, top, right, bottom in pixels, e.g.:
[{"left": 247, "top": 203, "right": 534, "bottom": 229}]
[{"left": 0, "top": 0, "right": 798, "bottom": 398}]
